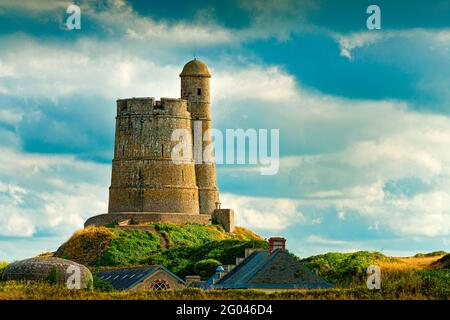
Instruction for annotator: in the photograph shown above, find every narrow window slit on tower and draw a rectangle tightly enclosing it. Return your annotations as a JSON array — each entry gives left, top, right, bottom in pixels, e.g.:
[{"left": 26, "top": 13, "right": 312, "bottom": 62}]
[
  {"left": 161, "top": 144, "right": 164, "bottom": 157},
  {"left": 197, "top": 88, "right": 202, "bottom": 95}
]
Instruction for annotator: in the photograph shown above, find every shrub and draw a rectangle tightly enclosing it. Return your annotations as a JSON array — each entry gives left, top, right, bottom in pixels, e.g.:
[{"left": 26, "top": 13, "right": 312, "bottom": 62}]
[
  {"left": 46, "top": 266, "right": 58, "bottom": 285},
  {"left": 154, "top": 224, "right": 226, "bottom": 247},
  {"left": 55, "top": 227, "right": 116, "bottom": 266},
  {"left": 193, "top": 259, "right": 221, "bottom": 280},
  {"left": 95, "top": 229, "right": 160, "bottom": 266},
  {"left": 414, "top": 251, "right": 447, "bottom": 258},
  {"left": 93, "top": 275, "right": 114, "bottom": 292},
  {"left": 0, "top": 261, "right": 9, "bottom": 280},
  {"left": 433, "top": 254, "right": 450, "bottom": 269},
  {"left": 301, "top": 251, "right": 392, "bottom": 287},
  {"left": 420, "top": 269, "right": 450, "bottom": 299},
  {"left": 146, "top": 239, "right": 268, "bottom": 278}
]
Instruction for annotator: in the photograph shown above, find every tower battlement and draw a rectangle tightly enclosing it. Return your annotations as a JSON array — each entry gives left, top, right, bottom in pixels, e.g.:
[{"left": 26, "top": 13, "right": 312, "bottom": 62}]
[{"left": 117, "top": 97, "right": 189, "bottom": 117}]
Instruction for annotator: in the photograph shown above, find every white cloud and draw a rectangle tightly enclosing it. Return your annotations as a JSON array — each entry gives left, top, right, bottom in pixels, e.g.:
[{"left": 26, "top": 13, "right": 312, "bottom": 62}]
[
  {"left": 305, "top": 235, "right": 350, "bottom": 246},
  {"left": 0, "top": 60, "right": 16, "bottom": 77},
  {"left": 0, "top": 212, "right": 35, "bottom": 237},
  {"left": 123, "top": 20, "right": 234, "bottom": 45},
  {"left": 213, "top": 65, "right": 299, "bottom": 103},
  {"left": 221, "top": 193, "right": 305, "bottom": 231},
  {"left": 0, "top": 0, "right": 67, "bottom": 12},
  {"left": 0, "top": 148, "right": 109, "bottom": 238},
  {"left": 0, "top": 0, "right": 321, "bottom": 45},
  {"left": 0, "top": 36, "right": 183, "bottom": 102},
  {"left": 212, "top": 63, "right": 450, "bottom": 238},
  {"left": 0, "top": 107, "right": 22, "bottom": 126},
  {"left": 334, "top": 28, "right": 450, "bottom": 59},
  {"left": 335, "top": 32, "right": 385, "bottom": 59},
  {"left": 0, "top": 0, "right": 236, "bottom": 46},
  {"left": 84, "top": 0, "right": 236, "bottom": 46},
  {"left": 0, "top": 35, "right": 302, "bottom": 108}
]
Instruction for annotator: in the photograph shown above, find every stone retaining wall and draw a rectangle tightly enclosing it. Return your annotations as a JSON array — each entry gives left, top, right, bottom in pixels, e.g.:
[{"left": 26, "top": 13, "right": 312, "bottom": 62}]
[{"left": 84, "top": 212, "right": 212, "bottom": 227}]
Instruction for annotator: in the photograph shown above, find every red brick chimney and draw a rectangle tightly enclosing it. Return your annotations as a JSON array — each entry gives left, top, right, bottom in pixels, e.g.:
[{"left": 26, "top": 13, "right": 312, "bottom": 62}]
[{"left": 268, "top": 237, "right": 286, "bottom": 253}]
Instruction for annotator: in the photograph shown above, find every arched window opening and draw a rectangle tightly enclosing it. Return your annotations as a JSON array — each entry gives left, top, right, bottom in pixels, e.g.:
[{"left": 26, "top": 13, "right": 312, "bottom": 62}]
[{"left": 151, "top": 279, "right": 170, "bottom": 291}]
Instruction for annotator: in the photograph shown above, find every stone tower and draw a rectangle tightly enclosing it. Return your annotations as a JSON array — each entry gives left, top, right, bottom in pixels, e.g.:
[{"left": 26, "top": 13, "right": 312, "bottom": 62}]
[
  {"left": 108, "top": 97, "right": 200, "bottom": 215},
  {"left": 85, "top": 59, "right": 233, "bottom": 232},
  {"left": 180, "top": 59, "right": 220, "bottom": 215}
]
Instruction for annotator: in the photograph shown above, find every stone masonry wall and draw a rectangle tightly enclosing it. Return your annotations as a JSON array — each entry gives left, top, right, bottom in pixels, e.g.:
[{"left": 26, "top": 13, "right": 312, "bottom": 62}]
[
  {"left": 212, "top": 209, "right": 234, "bottom": 232},
  {"left": 84, "top": 213, "right": 212, "bottom": 228}
]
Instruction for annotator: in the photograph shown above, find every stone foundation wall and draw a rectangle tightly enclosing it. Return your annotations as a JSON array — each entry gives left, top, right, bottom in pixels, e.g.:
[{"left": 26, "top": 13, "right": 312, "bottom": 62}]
[{"left": 84, "top": 212, "right": 212, "bottom": 228}]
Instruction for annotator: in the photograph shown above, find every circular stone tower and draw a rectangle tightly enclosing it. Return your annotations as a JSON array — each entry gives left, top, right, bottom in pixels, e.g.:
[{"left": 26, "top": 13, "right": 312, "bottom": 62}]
[
  {"left": 180, "top": 59, "right": 220, "bottom": 215},
  {"left": 108, "top": 97, "right": 200, "bottom": 215}
]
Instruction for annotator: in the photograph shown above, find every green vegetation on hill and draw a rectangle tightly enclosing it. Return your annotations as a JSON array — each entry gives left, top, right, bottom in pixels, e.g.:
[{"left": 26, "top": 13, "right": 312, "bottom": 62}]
[
  {"left": 146, "top": 239, "right": 267, "bottom": 278},
  {"left": 301, "top": 251, "right": 450, "bottom": 299},
  {"left": 193, "top": 259, "right": 222, "bottom": 279},
  {"left": 95, "top": 229, "right": 161, "bottom": 266},
  {"left": 301, "top": 251, "right": 393, "bottom": 286},
  {"left": 420, "top": 269, "right": 450, "bottom": 298},
  {"left": 55, "top": 224, "right": 267, "bottom": 279},
  {"left": 415, "top": 251, "right": 447, "bottom": 258},
  {"left": 0, "top": 261, "right": 8, "bottom": 280}
]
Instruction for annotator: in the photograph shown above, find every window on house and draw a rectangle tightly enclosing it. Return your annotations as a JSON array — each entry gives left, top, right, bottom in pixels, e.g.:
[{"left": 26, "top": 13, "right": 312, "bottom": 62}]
[
  {"left": 151, "top": 280, "right": 169, "bottom": 290},
  {"left": 197, "top": 88, "right": 202, "bottom": 95}
]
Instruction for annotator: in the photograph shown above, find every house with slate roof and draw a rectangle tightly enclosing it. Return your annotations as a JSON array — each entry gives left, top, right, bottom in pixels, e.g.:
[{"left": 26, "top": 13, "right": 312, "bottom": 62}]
[
  {"left": 96, "top": 265, "right": 186, "bottom": 291},
  {"left": 212, "top": 237, "right": 333, "bottom": 290}
]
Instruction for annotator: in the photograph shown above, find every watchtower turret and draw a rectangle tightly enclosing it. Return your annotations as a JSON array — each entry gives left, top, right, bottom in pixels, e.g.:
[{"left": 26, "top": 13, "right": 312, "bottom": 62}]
[{"left": 180, "top": 59, "right": 220, "bottom": 215}]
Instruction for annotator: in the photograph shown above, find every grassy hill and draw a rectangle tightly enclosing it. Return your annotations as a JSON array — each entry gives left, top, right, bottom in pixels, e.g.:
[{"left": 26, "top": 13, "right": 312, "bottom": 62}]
[
  {"left": 55, "top": 224, "right": 267, "bottom": 279},
  {"left": 433, "top": 253, "right": 450, "bottom": 269},
  {"left": 301, "top": 251, "right": 450, "bottom": 299},
  {"left": 301, "top": 251, "right": 395, "bottom": 286}
]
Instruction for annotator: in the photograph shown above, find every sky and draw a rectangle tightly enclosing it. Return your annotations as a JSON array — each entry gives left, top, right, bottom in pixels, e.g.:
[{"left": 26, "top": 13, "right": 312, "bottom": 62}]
[{"left": 0, "top": 0, "right": 449, "bottom": 261}]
